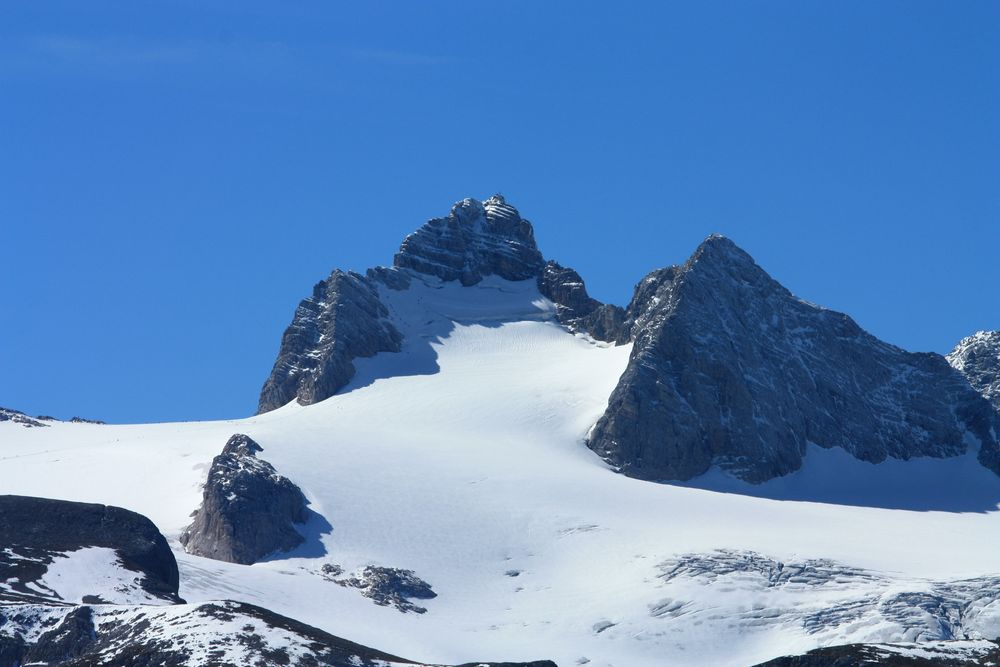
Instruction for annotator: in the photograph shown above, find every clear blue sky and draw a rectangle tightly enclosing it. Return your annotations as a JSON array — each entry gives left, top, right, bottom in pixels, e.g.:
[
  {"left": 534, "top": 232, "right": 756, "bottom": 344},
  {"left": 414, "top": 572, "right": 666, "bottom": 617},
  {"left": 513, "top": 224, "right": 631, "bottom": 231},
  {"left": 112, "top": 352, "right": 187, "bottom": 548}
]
[{"left": 2, "top": 2, "right": 998, "bottom": 423}]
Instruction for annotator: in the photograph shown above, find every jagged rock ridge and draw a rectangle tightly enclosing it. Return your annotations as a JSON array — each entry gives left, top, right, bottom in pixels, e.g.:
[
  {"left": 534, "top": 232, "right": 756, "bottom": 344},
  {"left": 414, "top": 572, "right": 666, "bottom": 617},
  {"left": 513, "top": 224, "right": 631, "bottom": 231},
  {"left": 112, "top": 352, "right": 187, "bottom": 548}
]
[
  {"left": 257, "top": 195, "right": 621, "bottom": 413},
  {"left": 948, "top": 330, "right": 1000, "bottom": 410},
  {"left": 537, "top": 260, "right": 625, "bottom": 342},
  {"left": 181, "top": 434, "right": 309, "bottom": 565},
  {"left": 0, "top": 407, "right": 48, "bottom": 428},
  {"left": 588, "top": 235, "right": 1000, "bottom": 483},
  {"left": 258, "top": 270, "right": 404, "bottom": 414},
  {"left": 0, "top": 601, "right": 556, "bottom": 667}
]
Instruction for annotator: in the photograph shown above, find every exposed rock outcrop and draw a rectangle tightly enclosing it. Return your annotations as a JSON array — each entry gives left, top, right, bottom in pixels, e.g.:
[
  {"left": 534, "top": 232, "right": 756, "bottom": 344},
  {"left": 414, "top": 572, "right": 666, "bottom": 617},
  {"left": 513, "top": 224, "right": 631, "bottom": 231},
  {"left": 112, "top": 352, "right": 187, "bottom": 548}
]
[
  {"left": 0, "top": 407, "right": 48, "bottom": 428},
  {"left": 181, "top": 434, "right": 309, "bottom": 565},
  {"left": 321, "top": 564, "right": 437, "bottom": 614},
  {"left": 948, "top": 330, "right": 1000, "bottom": 410},
  {"left": 258, "top": 271, "right": 404, "bottom": 414},
  {"left": 0, "top": 600, "right": 557, "bottom": 667},
  {"left": 588, "top": 235, "right": 1000, "bottom": 483},
  {"left": 753, "top": 640, "right": 1000, "bottom": 666},
  {"left": 393, "top": 195, "right": 545, "bottom": 286},
  {"left": 537, "top": 260, "right": 625, "bottom": 343},
  {"left": 0, "top": 495, "right": 181, "bottom": 604}
]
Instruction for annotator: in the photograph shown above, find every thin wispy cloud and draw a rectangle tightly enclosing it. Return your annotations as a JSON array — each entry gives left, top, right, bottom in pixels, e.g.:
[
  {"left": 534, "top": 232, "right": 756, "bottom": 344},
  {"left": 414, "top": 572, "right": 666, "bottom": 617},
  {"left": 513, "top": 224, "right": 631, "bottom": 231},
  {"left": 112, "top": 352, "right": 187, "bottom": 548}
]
[
  {"left": 350, "top": 48, "right": 454, "bottom": 67},
  {"left": 30, "top": 35, "right": 204, "bottom": 66},
  {"left": 1, "top": 34, "right": 302, "bottom": 81}
]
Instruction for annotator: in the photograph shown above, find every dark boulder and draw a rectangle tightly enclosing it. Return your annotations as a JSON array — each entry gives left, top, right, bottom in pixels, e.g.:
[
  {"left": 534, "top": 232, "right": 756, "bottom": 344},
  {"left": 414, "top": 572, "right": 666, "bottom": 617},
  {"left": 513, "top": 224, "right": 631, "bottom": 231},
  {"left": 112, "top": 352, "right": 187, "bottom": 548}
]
[
  {"left": 0, "top": 495, "right": 181, "bottom": 604},
  {"left": 181, "top": 434, "right": 309, "bottom": 565}
]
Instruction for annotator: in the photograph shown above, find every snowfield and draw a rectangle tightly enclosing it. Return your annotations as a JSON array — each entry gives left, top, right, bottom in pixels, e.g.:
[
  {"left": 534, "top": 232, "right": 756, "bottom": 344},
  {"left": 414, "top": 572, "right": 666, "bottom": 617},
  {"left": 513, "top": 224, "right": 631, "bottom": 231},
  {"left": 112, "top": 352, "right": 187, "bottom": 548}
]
[{"left": 3, "top": 275, "right": 1000, "bottom": 666}]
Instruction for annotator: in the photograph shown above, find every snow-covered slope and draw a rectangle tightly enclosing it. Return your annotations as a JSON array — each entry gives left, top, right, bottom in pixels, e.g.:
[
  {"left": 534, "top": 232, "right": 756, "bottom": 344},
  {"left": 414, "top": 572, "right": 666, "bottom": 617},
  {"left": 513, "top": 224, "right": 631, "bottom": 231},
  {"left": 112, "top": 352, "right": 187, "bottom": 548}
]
[{"left": 4, "top": 273, "right": 1000, "bottom": 667}]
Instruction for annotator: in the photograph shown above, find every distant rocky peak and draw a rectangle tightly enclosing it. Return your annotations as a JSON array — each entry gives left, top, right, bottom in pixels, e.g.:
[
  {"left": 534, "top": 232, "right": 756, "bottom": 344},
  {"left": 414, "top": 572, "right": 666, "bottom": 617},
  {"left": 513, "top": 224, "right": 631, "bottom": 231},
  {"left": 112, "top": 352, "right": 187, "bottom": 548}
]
[
  {"left": 948, "top": 330, "right": 1000, "bottom": 409},
  {"left": 393, "top": 194, "right": 544, "bottom": 286},
  {"left": 684, "top": 234, "right": 780, "bottom": 287}
]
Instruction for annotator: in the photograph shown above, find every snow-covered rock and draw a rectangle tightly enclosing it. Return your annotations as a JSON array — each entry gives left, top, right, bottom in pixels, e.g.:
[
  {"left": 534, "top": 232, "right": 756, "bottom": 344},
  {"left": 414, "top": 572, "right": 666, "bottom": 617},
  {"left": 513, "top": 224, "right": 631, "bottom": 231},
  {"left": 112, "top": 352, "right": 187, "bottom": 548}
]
[
  {"left": 0, "top": 601, "right": 555, "bottom": 667},
  {"left": 949, "top": 330, "right": 1000, "bottom": 409},
  {"left": 0, "top": 407, "right": 48, "bottom": 428}
]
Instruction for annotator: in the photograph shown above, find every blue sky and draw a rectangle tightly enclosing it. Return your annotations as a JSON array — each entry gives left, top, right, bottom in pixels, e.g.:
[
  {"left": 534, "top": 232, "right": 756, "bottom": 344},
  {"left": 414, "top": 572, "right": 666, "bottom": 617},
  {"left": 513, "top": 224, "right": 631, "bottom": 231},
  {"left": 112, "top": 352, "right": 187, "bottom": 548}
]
[{"left": 2, "top": 1, "right": 998, "bottom": 423}]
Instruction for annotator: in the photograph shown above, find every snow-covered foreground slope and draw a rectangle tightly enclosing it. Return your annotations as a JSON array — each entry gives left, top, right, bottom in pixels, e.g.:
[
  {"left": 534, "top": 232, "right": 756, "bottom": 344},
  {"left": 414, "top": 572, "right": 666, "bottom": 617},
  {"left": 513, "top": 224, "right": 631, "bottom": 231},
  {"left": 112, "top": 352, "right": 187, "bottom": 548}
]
[{"left": 3, "top": 277, "right": 1000, "bottom": 666}]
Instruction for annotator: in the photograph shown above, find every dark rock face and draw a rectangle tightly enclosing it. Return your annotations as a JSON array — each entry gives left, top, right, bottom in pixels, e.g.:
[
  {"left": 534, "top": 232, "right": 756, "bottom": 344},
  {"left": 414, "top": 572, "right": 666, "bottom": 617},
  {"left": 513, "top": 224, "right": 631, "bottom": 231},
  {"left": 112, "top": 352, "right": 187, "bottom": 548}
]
[
  {"left": 0, "top": 600, "right": 557, "bottom": 667},
  {"left": 0, "top": 407, "right": 48, "bottom": 428},
  {"left": 258, "top": 270, "right": 404, "bottom": 414},
  {"left": 181, "top": 434, "right": 308, "bottom": 565},
  {"left": 537, "top": 261, "right": 625, "bottom": 343},
  {"left": 0, "top": 495, "right": 181, "bottom": 604},
  {"left": 321, "top": 564, "right": 436, "bottom": 614},
  {"left": 589, "top": 235, "right": 1000, "bottom": 483},
  {"left": 948, "top": 331, "right": 1000, "bottom": 410},
  {"left": 753, "top": 640, "right": 1000, "bottom": 666},
  {"left": 393, "top": 195, "right": 545, "bottom": 286}
]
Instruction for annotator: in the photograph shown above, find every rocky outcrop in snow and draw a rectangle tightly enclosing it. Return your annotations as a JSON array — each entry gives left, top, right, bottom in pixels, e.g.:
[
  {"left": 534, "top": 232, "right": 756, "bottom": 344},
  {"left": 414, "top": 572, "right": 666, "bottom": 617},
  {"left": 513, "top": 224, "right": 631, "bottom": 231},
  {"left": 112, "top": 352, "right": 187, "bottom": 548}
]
[
  {"left": 258, "top": 270, "right": 404, "bottom": 414},
  {"left": 0, "top": 407, "right": 48, "bottom": 428},
  {"left": 753, "top": 640, "right": 1000, "bottom": 666},
  {"left": 948, "top": 331, "right": 1000, "bottom": 410},
  {"left": 181, "top": 434, "right": 309, "bottom": 565},
  {"left": 320, "top": 564, "right": 437, "bottom": 614},
  {"left": 0, "top": 600, "right": 557, "bottom": 667},
  {"left": 589, "top": 235, "right": 1000, "bottom": 483},
  {"left": 537, "top": 260, "right": 625, "bottom": 343},
  {"left": 0, "top": 495, "right": 181, "bottom": 605}
]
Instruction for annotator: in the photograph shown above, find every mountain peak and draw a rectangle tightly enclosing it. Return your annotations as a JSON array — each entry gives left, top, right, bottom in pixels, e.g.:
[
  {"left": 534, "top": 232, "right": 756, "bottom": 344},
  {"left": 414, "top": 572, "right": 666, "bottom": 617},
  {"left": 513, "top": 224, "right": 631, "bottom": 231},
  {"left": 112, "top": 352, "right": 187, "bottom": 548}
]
[
  {"left": 393, "top": 195, "right": 544, "bottom": 286},
  {"left": 688, "top": 234, "right": 758, "bottom": 271}
]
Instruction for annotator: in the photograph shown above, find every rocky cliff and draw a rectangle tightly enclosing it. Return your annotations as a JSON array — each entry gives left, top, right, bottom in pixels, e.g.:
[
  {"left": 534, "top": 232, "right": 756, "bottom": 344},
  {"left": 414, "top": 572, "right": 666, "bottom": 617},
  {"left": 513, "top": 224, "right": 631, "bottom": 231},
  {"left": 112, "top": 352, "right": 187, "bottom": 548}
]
[{"left": 588, "top": 235, "right": 1000, "bottom": 483}]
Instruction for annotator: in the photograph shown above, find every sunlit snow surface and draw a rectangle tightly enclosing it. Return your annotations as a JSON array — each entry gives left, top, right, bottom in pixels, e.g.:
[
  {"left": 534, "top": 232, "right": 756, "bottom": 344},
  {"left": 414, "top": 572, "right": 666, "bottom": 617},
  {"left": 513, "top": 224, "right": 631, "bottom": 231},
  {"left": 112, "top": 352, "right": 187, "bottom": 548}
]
[{"left": 3, "top": 276, "right": 1000, "bottom": 666}]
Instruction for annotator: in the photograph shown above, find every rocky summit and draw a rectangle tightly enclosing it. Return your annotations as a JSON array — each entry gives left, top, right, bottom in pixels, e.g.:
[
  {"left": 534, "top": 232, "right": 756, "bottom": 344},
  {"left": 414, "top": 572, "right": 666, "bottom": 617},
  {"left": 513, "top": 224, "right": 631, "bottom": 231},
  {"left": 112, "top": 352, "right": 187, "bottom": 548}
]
[
  {"left": 393, "top": 194, "right": 545, "bottom": 285},
  {"left": 948, "top": 330, "right": 1000, "bottom": 410},
  {"left": 181, "top": 434, "right": 309, "bottom": 565},
  {"left": 588, "top": 234, "right": 1000, "bottom": 483},
  {"left": 257, "top": 195, "right": 618, "bottom": 413}
]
